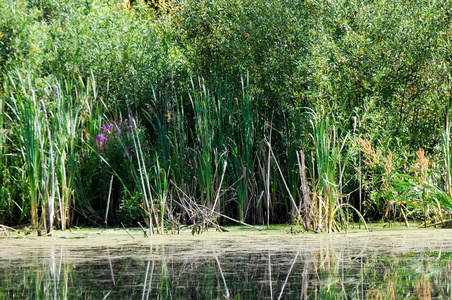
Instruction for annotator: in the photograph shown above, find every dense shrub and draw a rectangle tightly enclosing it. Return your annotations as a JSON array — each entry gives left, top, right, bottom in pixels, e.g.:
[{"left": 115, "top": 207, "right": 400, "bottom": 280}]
[{"left": 174, "top": 0, "right": 310, "bottom": 112}]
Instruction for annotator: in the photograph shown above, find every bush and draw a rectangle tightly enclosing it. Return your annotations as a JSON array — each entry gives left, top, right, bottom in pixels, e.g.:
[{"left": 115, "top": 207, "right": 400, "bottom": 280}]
[{"left": 174, "top": 0, "right": 310, "bottom": 112}]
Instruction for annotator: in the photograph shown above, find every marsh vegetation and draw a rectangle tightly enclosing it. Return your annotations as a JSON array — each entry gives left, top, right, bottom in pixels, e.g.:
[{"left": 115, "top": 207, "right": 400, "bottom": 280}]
[{"left": 1, "top": 0, "right": 452, "bottom": 234}]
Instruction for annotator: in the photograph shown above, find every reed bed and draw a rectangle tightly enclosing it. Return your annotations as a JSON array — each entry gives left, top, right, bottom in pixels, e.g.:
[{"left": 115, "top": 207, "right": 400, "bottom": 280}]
[
  {"left": 2, "top": 70, "right": 98, "bottom": 232},
  {"left": 1, "top": 0, "right": 452, "bottom": 231},
  {"left": 1, "top": 69, "right": 450, "bottom": 232}
]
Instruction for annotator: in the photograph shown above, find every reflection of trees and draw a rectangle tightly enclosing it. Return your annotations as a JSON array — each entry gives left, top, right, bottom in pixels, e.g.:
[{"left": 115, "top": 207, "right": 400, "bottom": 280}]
[{"left": 1, "top": 245, "right": 452, "bottom": 299}]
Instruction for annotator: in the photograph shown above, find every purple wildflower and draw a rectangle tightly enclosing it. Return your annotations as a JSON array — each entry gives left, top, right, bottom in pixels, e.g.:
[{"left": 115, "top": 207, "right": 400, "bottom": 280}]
[
  {"left": 96, "top": 134, "right": 108, "bottom": 149},
  {"left": 97, "top": 134, "right": 107, "bottom": 143},
  {"left": 95, "top": 116, "right": 140, "bottom": 157}
]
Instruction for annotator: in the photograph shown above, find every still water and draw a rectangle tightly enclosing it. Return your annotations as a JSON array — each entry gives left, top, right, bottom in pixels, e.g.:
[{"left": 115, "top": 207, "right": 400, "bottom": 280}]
[{"left": 1, "top": 226, "right": 452, "bottom": 299}]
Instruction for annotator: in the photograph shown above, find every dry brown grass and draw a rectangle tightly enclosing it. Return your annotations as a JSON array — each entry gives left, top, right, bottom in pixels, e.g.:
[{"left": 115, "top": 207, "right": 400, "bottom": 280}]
[
  {"left": 357, "top": 137, "right": 381, "bottom": 168},
  {"left": 411, "top": 148, "right": 429, "bottom": 187}
]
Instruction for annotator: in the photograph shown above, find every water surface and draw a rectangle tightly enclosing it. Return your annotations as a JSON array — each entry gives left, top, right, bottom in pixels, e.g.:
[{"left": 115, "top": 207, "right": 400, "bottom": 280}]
[{"left": 1, "top": 225, "right": 452, "bottom": 299}]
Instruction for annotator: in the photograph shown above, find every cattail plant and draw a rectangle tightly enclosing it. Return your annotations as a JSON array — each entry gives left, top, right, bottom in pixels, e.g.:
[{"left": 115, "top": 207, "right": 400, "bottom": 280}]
[
  {"left": 46, "top": 74, "right": 97, "bottom": 231},
  {"left": 189, "top": 79, "right": 231, "bottom": 213},
  {"left": 153, "top": 156, "right": 169, "bottom": 234},
  {"left": 0, "top": 89, "right": 11, "bottom": 222},
  {"left": 229, "top": 80, "right": 257, "bottom": 222},
  {"left": 4, "top": 69, "right": 97, "bottom": 232},
  {"left": 6, "top": 71, "right": 43, "bottom": 229},
  {"left": 309, "top": 109, "right": 353, "bottom": 232},
  {"left": 190, "top": 84, "right": 216, "bottom": 209},
  {"left": 310, "top": 111, "right": 338, "bottom": 232}
]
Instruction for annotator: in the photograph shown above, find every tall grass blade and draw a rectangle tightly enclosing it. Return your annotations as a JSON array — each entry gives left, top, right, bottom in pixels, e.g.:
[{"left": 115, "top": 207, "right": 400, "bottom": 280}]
[{"left": 6, "top": 71, "right": 42, "bottom": 228}]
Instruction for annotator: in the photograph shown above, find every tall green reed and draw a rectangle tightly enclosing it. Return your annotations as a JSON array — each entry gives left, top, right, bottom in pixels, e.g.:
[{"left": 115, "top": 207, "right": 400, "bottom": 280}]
[
  {"left": 147, "top": 77, "right": 262, "bottom": 224},
  {"left": 223, "top": 78, "right": 257, "bottom": 221},
  {"left": 6, "top": 71, "right": 42, "bottom": 228},
  {"left": 74, "top": 90, "right": 107, "bottom": 224},
  {"left": 145, "top": 92, "right": 189, "bottom": 231},
  {"left": 45, "top": 74, "right": 97, "bottom": 231},
  {"left": 0, "top": 88, "right": 9, "bottom": 222},
  {"left": 190, "top": 80, "right": 228, "bottom": 210},
  {"left": 189, "top": 77, "right": 264, "bottom": 223},
  {"left": 309, "top": 109, "right": 350, "bottom": 232},
  {"left": 153, "top": 156, "right": 169, "bottom": 234},
  {"left": 39, "top": 95, "right": 55, "bottom": 234},
  {"left": 237, "top": 81, "right": 257, "bottom": 221},
  {"left": 5, "top": 69, "right": 95, "bottom": 231},
  {"left": 191, "top": 84, "right": 214, "bottom": 208},
  {"left": 128, "top": 113, "right": 159, "bottom": 234},
  {"left": 280, "top": 110, "right": 301, "bottom": 222},
  {"left": 51, "top": 74, "right": 92, "bottom": 230},
  {"left": 439, "top": 103, "right": 452, "bottom": 198}
]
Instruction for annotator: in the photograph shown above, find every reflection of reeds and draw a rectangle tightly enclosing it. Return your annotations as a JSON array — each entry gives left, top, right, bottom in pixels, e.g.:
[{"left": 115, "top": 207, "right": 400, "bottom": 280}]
[
  {"left": 214, "top": 255, "right": 230, "bottom": 298},
  {"left": 2, "top": 244, "right": 451, "bottom": 299},
  {"left": 142, "top": 258, "right": 155, "bottom": 300},
  {"left": 268, "top": 253, "right": 273, "bottom": 300},
  {"left": 277, "top": 252, "right": 299, "bottom": 300},
  {"left": 416, "top": 272, "right": 431, "bottom": 300}
]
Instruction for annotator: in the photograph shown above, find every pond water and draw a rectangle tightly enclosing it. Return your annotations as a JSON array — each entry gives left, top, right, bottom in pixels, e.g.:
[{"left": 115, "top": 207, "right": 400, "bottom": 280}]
[{"left": 1, "top": 225, "right": 452, "bottom": 299}]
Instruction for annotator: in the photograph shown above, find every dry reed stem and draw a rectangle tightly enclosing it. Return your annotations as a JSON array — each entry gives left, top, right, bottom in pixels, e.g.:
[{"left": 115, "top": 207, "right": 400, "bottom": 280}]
[
  {"left": 297, "top": 150, "right": 312, "bottom": 230},
  {"left": 170, "top": 180, "right": 243, "bottom": 233},
  {"left": 104, "top": 175, "right": 114, "bottom": 228},
  {"left": 121, "top": 222, "right": 135, "bottom": 239},
  {"left": 266, "top": 139, "right": 301, "bottom": 219}
]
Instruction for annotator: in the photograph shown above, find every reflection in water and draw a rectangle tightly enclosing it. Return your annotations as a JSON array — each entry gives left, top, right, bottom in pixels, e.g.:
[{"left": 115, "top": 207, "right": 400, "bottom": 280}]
[{"left": 1, "top": 240, "right": 452, "bottom": 299}]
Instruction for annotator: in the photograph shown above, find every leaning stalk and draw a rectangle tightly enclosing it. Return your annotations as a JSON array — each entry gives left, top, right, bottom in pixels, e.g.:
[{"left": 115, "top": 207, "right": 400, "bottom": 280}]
[{"left": 130, "top": 114, "right": 158, "bottom": 234}]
